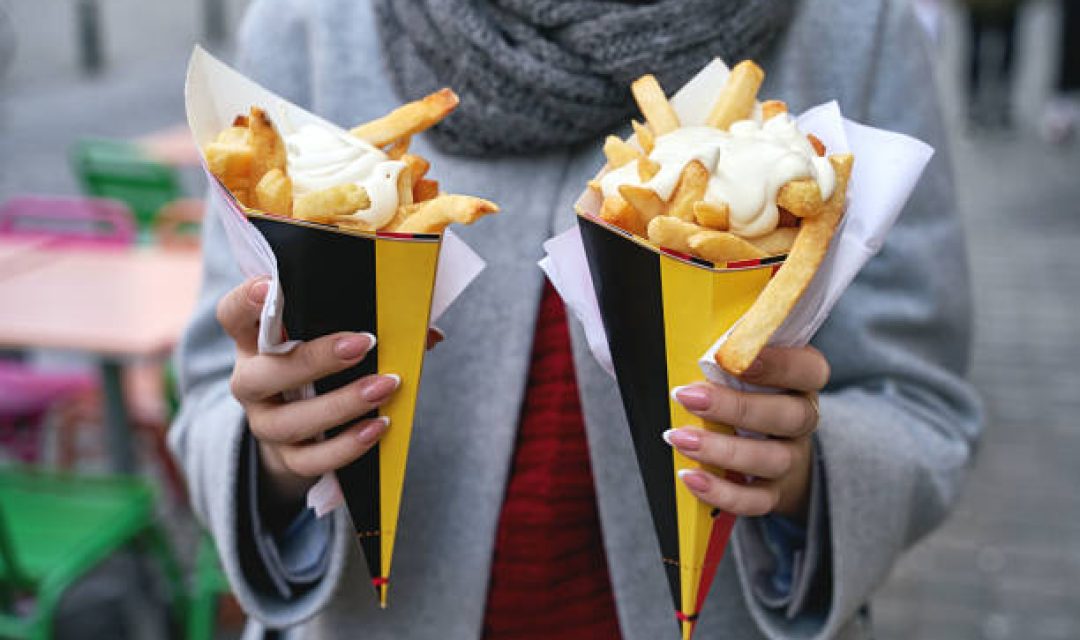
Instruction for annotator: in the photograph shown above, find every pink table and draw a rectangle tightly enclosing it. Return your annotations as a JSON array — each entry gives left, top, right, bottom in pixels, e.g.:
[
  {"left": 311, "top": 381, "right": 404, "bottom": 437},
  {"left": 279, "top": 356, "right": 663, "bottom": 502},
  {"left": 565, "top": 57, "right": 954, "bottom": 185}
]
[
  {"left": 0, "top": 237, "right": 54, "bottom": 275},
  {"left": 0, "top": 242, "right": 202, "bottom": 471}
]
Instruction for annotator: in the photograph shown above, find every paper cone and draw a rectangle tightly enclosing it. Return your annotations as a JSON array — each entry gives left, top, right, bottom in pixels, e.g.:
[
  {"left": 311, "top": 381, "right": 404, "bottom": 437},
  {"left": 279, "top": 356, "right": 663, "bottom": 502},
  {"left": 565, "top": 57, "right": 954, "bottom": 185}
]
[
  {"left": 248, "top": 213, "right": 439, "bottom": 606},
  {"left": 578, "top": 213, "right": 782, "bottom": 638},
  {"left": 184, "top": 47, "right": 449, "bottom": 608}
]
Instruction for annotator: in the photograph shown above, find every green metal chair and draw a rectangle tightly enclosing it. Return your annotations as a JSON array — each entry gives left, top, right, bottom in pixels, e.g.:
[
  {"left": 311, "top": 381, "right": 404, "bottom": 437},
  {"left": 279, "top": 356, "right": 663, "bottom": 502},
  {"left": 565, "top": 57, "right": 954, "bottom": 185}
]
[
  {"left": 71, "top": 138, "right": 182, "bottom": 235},
  {"left": 185, "top": 533, "right": 231, "bottom": 640},
  {"left": 0, "top": 468, "right": 187, "bottom": 639},
  {"left": 157, "top": 365, "right": 233, "bottom": 640}
]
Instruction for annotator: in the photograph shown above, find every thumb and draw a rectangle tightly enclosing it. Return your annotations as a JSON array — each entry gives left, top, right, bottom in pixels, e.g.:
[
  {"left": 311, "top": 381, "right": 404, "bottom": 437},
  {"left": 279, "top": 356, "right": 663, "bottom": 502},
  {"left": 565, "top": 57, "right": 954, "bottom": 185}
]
[{"left": 215, "top": 276, "right": 270, "bottom": 356}]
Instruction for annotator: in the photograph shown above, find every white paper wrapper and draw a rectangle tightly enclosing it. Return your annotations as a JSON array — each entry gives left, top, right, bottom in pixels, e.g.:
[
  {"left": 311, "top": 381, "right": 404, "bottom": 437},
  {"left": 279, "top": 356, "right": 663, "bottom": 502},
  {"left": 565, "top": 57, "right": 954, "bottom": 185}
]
[
  {"left": 541, "top": 60, "right": 934, "bottom": 390},
  {"left": 185, "top": 46, "right": 486, "bottom": 515}
]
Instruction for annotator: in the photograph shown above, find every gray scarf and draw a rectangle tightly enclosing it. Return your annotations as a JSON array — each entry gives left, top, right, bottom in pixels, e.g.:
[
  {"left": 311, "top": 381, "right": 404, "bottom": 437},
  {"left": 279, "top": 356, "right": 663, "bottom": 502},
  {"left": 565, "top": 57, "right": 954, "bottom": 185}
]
[{"left": 374, "top": 0, "right": 795, "bottom": 156}]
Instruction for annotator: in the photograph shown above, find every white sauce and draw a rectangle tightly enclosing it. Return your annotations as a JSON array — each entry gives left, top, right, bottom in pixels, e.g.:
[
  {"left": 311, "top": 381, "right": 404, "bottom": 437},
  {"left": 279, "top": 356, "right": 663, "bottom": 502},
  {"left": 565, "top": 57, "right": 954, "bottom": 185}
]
[
  {"left": 599, "top": 114, "right": 835, "bottom": 238},
  {"left": 285, "top": 124, "right": 405, "bottom": 228}
]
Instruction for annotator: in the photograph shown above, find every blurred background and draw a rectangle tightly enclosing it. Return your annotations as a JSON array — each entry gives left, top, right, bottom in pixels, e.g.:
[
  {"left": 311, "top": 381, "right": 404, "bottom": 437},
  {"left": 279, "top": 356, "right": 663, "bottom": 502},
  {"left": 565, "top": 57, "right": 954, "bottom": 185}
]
[{"left": 0, "top": 0, "right": 1077, "bottom": 638}]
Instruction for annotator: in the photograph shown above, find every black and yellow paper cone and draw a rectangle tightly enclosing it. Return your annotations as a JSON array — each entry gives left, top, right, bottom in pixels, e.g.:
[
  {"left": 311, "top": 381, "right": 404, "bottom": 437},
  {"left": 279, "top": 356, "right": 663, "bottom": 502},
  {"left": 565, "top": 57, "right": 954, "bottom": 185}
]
[
  {"left": 249, "top": 213, "right": 440, "bottom": 608},
  {"left": 578, "top": 213, "right": 782, "bottom": 639}
]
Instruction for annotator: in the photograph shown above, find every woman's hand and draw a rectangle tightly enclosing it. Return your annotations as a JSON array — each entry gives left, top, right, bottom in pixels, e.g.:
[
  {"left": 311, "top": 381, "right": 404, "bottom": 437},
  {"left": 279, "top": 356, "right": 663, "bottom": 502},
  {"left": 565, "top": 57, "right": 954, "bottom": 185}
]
[
  {"left": 668, "top": 346, "right": 829, "bottom": 523},
  {"left": 216, "top": 277, "right": 401, "bottom": 506}
]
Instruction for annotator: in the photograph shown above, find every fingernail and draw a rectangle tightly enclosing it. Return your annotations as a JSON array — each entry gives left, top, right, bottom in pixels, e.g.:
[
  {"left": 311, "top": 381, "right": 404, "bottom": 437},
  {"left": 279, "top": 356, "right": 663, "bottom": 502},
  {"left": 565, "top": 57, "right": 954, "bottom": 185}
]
[
  {"left": 248, "top": 278, "right": 270, "bottom": 305},
  {"left": 335, "top": 333, "right": 375, "bottom": 360},
  {"left": 360, "top": 374, "right": 401, "bottom": 402},
  {"left": 356, "top": 416, "right": 390, "bottom": 443},
  {"left": 678, "top": 469, "right": 710, "bottom": 492},
  {"left": 663, "top": 428, "right": 702, "bottom": 452},
  {"left": 672, "top": 385, "right": 711, "bottom": 411}
]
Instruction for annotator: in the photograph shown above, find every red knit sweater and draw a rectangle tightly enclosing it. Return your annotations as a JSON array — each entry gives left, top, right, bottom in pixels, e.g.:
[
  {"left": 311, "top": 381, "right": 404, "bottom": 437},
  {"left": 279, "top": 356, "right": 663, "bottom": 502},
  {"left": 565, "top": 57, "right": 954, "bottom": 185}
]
[{"left": 481, "top": 283, "right": 621, "bottom": 639}]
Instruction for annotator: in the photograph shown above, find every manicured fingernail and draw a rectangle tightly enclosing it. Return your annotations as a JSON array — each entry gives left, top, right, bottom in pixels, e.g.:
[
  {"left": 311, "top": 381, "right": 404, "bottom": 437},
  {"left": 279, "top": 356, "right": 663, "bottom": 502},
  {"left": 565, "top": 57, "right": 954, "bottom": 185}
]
[
  {"left": 672, "top": 385, "right": 711, "bottom": 411},
  {"left": 248, "top": 278, "right": 269, "bottom": 305},
  {"left": 663, "top": 429, "right": 702, "bottom": 452},
  {"left": 678, "top": 469, "right": 710, "bottom": 492},
  {"left": 356, "top": 416, "right": 390, "bottom": 443},
  {"left": 360, "top": 374, "right": 401, "bottom": 402},
  {"left": 335, "top": 333, "right": 375, "bottom": 360}
]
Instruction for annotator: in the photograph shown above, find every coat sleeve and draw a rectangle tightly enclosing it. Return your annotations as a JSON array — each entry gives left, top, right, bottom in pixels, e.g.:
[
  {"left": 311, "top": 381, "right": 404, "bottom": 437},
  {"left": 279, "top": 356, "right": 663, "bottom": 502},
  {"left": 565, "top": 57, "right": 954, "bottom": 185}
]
[
  {"left": 167, "top": 2, "right": 352, "bottom": 625},
  {"left": 168, "top": 193, "right": 353, "bottom": 629},
  {"left": 733, "top": 3, "right": 984, "bottom": 638}
]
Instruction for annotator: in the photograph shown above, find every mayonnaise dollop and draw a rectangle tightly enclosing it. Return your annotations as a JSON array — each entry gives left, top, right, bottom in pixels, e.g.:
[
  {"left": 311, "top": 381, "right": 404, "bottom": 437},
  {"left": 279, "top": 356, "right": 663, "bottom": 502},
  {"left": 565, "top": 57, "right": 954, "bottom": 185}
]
[
  {"left": 285, "top": 124, "right": 405, "bottom": 228},
  {"left": 599, "top": 114, "right": 835, "bottom": 238}
]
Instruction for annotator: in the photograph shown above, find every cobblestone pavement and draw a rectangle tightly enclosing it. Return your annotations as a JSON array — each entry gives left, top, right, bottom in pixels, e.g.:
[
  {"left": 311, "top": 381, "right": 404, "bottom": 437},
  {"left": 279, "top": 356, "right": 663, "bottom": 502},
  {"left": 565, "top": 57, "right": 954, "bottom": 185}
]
[
  {"left": 873, "top": 4, "right": 1080, "bottom": 639},
  {"left": 2, "top": 2, "right": 1079, "bottom": 639}
]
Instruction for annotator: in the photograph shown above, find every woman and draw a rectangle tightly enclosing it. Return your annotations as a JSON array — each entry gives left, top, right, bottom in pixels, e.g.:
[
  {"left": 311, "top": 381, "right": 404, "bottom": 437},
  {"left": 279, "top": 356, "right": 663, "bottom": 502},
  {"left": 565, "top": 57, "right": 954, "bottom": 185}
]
[
  {"left": 962, "top": 0, "right": 1026, "bottom": 129},
  {"left": 169, "top": 0, "right": 982, "bottom": 638}
]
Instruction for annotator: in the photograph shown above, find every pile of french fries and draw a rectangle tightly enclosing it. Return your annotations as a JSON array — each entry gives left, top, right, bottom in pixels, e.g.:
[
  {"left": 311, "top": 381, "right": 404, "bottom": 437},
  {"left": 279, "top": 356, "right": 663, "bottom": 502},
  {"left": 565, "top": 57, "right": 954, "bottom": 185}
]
[
  {"left": 204, "top": 88, "right": 498, "bottom": 234},
  {"left": 588, "top": 61, "right": 851, "bottom": 265},
  {"left": 584, "top": 60, "right": 855, "bottom": 375}
]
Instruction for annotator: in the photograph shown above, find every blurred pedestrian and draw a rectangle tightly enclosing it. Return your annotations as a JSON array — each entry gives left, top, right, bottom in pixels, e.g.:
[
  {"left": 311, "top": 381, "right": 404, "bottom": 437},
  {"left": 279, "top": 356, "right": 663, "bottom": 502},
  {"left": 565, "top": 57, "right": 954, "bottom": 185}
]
[
  {"left": 0, "top": 0, "right": 15, "bottom": 80},
  {"left": 962, "top": 0, "right": 1026, "bottom": 129},
  {"left": 1041, "top": 0, "right": 1080, "bottom": 143}
]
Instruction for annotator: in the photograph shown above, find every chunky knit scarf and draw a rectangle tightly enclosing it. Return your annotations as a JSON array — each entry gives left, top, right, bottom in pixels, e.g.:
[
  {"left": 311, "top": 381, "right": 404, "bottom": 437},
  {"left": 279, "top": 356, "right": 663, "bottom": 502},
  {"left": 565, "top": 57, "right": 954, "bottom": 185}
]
[{"left": 374, "top": 0, "right": 794, "bottom": 155}]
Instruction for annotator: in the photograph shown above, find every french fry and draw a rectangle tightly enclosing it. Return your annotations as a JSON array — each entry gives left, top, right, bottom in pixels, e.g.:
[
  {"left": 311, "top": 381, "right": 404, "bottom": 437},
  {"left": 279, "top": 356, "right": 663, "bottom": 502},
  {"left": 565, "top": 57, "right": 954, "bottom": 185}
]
[
  {"left": 248, "top": 106, "right": 286, "bottom": 186},
  {"left": 646, "top": 215, "right": 706, "bottom": 254},
  {"left": 385, "top": 136, "right": 411, "bottom": 160},
  {"left": 776, "top": 178, "right": 825, "bottom": 218},
  {"left": 718, "top": 154, "right": 854, "bottom": 375},
  {"left": 205, "top": 149, "right": 252, "bottom": 204},
  {"left": 587, "top": 179, "right": 604, "bottom": 195},
  {"left": 214, "top": 94, "right": 497, "bottom": 234},
  {"left": 396, "top": 165, "right": 414, "bottom": 209},
  {"left": 350, "top": 88, "right": 460, "bottom": 147},
  {"left": 254, "top": 168, "right": 292, "bottom": 217},
  {"left": 205, "top": 126, "right": 254, "bottom": 207},
  {"left": 599, "top": 194, "right": 646, "bottom": 236},
  {"left": 401, "top": 154, "right": 430, "bottom": 181},
  {"left": 748, "top": 226, "right": 799, "bottom": 256},
  {"left": 705, "top": 60, "right": 765, "bottom": 130},
  {"left": 413, "top": 178, "right": 439, "bottom": 203},
  {"left": 395, "top": 195, "right": 499, "bottom": 234},
  {"left": 668, "top": 161, "right": 709, "bottom": 222},
  {"left": 604, "top": 135, "right": 642, "bottom": 168},
  {"left": 761, "top": 100, "right": 788, "bottom": 121},
  {"left": 619, "top": 184, "right": 665, "bottom": 221},
  {"left": 807, "top": 134, "right": 826, "bottom": 157},
  {"left": 632, "top": 120, "right": 655, "bottom": 154},
  {"left": 693, "top": 201, "right": 730, "bottom": 230},
  {"left": 687, "top": 230, "right": 767, "bottom": 263},
  {"left": 217, "top": 125, "right": 250, "bottom": 147},
  {"left": 382, "top": 201, "right": 417, "bottom": 232},
  {"left": 631, "top": 74, "right": 680, "bottom": 135},
  {"left": 638, "top": 157, "right": 661, "bottom": 182},
  {"left": 293, "top": 183, "right": 371, "bottom": 222}
]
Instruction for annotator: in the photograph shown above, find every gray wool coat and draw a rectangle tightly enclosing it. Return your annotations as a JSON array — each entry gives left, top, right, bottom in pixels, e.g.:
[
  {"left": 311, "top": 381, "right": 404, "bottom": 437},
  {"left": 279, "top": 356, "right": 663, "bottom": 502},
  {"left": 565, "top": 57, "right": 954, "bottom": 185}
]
[{"left": 168, "top": 0, "right": 983, "bottom": 638}]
